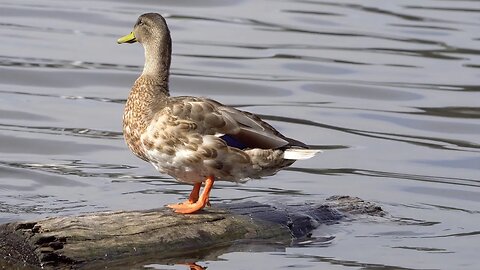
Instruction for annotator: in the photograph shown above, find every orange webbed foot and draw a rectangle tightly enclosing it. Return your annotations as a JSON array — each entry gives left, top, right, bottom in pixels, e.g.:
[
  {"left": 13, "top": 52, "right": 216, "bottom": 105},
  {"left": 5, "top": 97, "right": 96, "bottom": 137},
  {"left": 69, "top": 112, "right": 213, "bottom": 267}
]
[
  {"left": 167, "top": 176, "right": 214, "bottom": 214},
  {"left": 171, "top": 201, "right": 207, "bottom": 214},
  {"left": 166, "top": 200, "right": 194, "bottom": 210},
  {"left": 166, "top": 182, "right": 202, "bottom": 210}
]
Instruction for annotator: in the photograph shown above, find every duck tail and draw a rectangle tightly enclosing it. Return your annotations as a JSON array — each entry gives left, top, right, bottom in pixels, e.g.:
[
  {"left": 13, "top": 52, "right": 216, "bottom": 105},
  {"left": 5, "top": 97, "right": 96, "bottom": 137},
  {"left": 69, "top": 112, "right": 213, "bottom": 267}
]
[{"left": 283, "top": 149, "right": 322, "bottom": 160}]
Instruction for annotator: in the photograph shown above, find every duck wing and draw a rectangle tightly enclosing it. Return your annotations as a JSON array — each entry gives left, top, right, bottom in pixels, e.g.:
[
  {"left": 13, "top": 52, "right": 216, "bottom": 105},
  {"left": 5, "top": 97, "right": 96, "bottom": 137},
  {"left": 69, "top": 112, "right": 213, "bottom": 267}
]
[
  {"left": 165, "top": 97, "right": 305, "bottom": 150},
  {"left": 216, "top": 105, "right": 290, "bottom": 149}
]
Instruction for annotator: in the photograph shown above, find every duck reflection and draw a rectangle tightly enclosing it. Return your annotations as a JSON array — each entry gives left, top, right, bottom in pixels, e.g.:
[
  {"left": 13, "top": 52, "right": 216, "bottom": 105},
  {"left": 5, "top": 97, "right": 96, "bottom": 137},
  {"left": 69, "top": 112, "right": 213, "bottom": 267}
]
[{"left": 182, "top": 262, "right": 206, "bottom": 270}]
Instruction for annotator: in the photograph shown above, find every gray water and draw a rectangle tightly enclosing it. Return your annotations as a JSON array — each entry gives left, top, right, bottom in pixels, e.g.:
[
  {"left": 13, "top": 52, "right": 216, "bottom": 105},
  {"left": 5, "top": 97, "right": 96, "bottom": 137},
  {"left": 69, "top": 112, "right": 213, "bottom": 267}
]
[{"left": 1, "top": 0, "right": 479, "bottom": 269}]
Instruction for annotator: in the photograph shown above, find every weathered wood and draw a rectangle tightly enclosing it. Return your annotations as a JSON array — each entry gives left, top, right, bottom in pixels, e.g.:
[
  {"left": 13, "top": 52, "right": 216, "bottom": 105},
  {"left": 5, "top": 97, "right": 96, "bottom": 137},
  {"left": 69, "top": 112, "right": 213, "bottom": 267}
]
[{"left": 0, "top": 196, "right": 384, "bottom": 269}]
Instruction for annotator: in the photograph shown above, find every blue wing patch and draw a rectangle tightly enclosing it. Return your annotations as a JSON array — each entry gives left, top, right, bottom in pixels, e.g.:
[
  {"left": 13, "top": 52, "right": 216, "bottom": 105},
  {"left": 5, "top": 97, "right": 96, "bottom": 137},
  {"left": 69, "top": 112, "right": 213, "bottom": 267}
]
[{"left": 220, "top": 134, "right": 248, "bottom": 149}]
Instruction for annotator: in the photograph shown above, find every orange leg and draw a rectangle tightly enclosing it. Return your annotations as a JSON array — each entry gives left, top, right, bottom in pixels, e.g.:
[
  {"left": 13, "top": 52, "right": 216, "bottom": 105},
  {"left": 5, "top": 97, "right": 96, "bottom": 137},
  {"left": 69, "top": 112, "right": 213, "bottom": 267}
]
[
  {"left": 188, "top": 182, "right": 202, "bottom": 203},
  {"left": 167, "top": 182, "right": 201, "bottom": 209},
  {"left": 167, "top": 176, "right": 214, "bottom": 214}
]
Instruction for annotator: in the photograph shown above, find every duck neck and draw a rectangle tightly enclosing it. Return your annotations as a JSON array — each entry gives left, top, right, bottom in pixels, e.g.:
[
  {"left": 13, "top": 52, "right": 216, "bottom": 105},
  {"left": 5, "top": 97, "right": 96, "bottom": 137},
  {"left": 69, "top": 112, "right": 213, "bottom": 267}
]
[{"left": 141, "top": 34, "right": 172, "bottom": 89}]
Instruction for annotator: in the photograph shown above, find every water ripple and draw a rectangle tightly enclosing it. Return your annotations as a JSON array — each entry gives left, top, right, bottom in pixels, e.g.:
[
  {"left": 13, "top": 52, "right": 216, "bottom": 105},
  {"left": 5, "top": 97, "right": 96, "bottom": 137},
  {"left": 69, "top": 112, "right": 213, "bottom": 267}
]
[
  {"left": 0, "top": 160, "right": 166, "bottom": 181},
  {"left": 259, "top": 114, "right": 480, "bottom": 152},
  {"left": 0, "top": 123, "right": 122, "bottom": 139},
  {"left": 286, "top": 167, "right": 480, "bottom": 188}
]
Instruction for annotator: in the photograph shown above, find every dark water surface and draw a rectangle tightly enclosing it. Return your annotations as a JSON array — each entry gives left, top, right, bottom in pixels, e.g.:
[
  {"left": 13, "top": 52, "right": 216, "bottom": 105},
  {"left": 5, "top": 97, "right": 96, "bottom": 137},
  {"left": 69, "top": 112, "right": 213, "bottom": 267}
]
[{"left": 1, "top": 0, "right": 479, "bottom": 269}]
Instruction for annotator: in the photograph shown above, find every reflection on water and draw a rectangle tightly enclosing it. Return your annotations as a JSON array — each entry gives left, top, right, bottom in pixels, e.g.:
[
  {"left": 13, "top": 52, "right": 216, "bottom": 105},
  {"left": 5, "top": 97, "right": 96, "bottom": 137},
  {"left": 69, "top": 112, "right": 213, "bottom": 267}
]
[
  {"left": 0, "top": 0, "right": 479, "bottom": 269},
  {"left": 413, "top": 106, "right": 480, "bottom": 119}
]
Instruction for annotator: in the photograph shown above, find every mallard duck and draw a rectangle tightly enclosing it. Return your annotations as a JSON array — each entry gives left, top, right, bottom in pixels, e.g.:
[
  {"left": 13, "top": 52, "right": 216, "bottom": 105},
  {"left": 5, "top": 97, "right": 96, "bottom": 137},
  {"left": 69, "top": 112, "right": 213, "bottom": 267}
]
[{"left": 117, "top": 13, "right": 320, "bottom": 214}]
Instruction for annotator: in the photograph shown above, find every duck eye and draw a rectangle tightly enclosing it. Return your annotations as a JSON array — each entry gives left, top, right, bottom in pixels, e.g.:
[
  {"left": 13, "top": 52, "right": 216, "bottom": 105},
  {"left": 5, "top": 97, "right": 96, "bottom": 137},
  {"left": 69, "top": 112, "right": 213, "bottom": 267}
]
[{"left": 136, "top": 19, "right": 145, "bottom": 26}]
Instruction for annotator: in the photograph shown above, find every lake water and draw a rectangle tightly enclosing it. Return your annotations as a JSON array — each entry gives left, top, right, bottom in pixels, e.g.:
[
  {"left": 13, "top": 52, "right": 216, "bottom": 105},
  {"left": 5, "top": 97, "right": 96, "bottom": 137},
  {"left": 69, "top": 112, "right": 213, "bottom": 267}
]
[{"left": 0, "top": 0, "right": 479, "bottom": 269}]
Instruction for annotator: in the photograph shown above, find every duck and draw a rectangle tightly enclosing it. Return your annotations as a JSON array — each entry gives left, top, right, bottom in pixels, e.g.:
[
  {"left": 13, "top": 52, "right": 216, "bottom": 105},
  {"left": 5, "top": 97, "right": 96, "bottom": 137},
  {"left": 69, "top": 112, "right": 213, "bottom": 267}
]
[{"left": 117, "top": 13, "right": 320, "bottom": 214}]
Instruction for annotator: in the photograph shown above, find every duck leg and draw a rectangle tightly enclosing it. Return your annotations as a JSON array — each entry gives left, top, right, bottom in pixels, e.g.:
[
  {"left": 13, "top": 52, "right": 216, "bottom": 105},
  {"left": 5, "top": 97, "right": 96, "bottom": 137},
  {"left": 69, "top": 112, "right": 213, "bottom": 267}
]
[
  {"left": 167, "top": 182, "right": 201, "bottom": 209},
  {"left": 187, "top": 182, "right": 202, "bottom": 203},
  {"left": 167, "top": 176, "right": 214, "bottom": 214}
]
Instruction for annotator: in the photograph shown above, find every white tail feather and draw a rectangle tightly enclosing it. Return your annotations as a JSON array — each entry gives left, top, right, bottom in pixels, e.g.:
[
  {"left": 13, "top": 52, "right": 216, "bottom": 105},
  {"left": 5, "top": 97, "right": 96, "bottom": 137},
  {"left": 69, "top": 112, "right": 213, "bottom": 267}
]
[{"left": 283, "top": 149, "right": 322, "bottom": 160}]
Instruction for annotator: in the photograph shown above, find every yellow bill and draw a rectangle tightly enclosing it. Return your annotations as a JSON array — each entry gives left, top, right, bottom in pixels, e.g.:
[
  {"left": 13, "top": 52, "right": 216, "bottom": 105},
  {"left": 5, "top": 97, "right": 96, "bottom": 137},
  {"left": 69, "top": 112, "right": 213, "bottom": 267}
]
[{"left": 117, "top": 32, "right": 137, "bottom": 44}]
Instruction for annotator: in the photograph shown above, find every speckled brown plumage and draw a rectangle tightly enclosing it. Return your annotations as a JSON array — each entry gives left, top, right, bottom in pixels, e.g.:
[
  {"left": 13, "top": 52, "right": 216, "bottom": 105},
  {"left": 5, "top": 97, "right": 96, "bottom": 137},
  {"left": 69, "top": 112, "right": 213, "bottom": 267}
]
[
  {"left": 118, "top": 13, "right": 320, "bottom": 213},
  {"left": 123, "top": 75, "right": 169, "bottom": 161}
]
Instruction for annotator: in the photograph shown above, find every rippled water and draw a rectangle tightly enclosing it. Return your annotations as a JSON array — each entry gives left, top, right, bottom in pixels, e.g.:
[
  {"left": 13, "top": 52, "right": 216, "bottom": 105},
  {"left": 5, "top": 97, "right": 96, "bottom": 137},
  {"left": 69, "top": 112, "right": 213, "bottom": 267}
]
[{"left": 1, "top": 0, "right": 479, "bottom": 269}]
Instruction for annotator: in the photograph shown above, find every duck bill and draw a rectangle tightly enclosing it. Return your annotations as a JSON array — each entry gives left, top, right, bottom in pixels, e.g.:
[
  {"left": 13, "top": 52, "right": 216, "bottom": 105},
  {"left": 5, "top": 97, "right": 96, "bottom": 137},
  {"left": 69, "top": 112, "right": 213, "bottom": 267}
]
[{"left": 117, "top": 32, "right": 137, "bottom": 44}]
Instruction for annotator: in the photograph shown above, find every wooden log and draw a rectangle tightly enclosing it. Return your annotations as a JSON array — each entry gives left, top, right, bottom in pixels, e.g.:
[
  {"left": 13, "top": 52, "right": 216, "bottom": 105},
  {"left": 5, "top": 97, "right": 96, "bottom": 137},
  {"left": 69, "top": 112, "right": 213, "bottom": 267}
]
[{"left": 0, "top": 196, "right": 384, "bottom": 269}]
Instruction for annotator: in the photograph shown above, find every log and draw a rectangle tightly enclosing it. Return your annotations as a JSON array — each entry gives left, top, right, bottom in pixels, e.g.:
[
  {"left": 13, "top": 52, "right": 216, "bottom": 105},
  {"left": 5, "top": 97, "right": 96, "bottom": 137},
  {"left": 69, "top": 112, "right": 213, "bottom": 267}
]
[{"left": 0, "top": 196, "right": 384, "bottom": 269}]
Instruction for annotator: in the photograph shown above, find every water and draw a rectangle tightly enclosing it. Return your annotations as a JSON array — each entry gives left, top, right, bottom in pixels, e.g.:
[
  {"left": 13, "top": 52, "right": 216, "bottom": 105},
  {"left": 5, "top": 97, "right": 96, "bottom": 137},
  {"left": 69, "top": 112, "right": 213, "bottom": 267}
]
[{"left": 0, "top": 0, "right": 479, "bottom": 269}]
